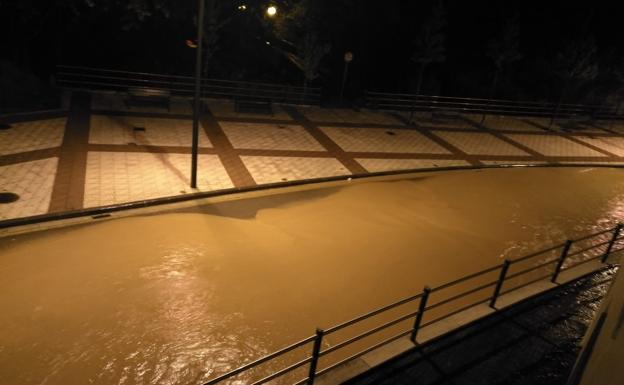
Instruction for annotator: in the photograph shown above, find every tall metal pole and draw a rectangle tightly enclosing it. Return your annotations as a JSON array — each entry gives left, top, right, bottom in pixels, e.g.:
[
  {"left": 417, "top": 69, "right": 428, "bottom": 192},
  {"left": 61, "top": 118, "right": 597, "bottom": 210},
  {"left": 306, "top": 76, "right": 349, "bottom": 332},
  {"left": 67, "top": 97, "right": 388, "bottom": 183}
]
[
  {"left": 339, "top": 52, "right": 353, "bottom": 106},
  {"left": 339, "top": 61, "right": 349, "bottom": 105},
  {"left": 191, "top": 0, "right": 205, "bottom": 188}
]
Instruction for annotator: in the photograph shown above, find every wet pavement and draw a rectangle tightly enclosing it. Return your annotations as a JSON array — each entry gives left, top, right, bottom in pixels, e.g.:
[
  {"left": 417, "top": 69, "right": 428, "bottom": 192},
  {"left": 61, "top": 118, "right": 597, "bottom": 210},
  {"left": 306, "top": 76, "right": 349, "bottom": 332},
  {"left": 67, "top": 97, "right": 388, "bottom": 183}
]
[
  {"left": 344, "top": 268, "right": 617, "bottom": 385},
  {"left": 3, "top": 91, "right": 624, "bottom": 221}
]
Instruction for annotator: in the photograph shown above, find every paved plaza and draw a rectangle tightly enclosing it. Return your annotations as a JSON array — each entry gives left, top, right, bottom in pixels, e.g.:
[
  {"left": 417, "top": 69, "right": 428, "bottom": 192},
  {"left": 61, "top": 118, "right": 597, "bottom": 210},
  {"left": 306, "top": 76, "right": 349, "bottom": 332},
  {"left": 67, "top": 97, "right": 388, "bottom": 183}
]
[{"left": 2, "top": 91, "right": 624, "bottom": 222}]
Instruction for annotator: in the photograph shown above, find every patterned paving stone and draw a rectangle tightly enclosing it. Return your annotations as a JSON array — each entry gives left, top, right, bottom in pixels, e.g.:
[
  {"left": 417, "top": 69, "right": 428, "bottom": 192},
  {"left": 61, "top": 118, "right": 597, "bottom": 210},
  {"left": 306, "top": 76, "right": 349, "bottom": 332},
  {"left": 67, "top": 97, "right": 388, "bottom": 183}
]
[
  {"left": 606, "top": 122, "right": 624, "bottom": 134},
  {"left": 320, "top": 127, "right": 450, "bottom": 154},
  {"left": 207, "top": 100, "right": 294, "bottom": 121},
  {"left": 356, "top": 158, "right": 470, "bottom": 172},
  {"left": 0, "top": 158, "right": 58, "bottom": 220},
  {"left": 89, "top": 115, "right": 212, "bottom": 147},
  {"left": 91, "top": 91, "right": 193, "bottom": 114},
  {"left": 220, "top": 122, "right": 325, "bottom": 151},
  {"left": 433, "top": 131, "right": 530, "bottom": 156},
  {"left": 241, "top": 155, "right": 350, "bottom": 184},
  {"left": 0, "top": 118, "right": 66, "bottom": 155},
  {"left": 83, "top": 152, "right": 232, "bottom": 208},
  {"left": 572, "top": 136, "right": 624, "bottom": 157},
  {"left": 504, "top": 134, "right": 607, "bottom": 157}
]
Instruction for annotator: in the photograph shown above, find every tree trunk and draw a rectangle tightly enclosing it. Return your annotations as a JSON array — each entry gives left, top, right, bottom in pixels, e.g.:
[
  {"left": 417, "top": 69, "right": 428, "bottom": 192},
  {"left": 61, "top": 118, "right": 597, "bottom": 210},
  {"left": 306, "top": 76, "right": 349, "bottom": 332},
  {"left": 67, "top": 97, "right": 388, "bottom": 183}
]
[
  {"left": 409, "top": 63, "right": 427, "bottom": 124},
  {"left": 609, "top": 94, "right": 622, "bottom": 130},
  {"left": 481, "top": 68, "right": 500, "bottom": 125},
  {"left": 550, "top": 80, "right": 569, "bottom": 129},
  {"left": 301, "top": 78, "right": 308, "bottom": 105}
]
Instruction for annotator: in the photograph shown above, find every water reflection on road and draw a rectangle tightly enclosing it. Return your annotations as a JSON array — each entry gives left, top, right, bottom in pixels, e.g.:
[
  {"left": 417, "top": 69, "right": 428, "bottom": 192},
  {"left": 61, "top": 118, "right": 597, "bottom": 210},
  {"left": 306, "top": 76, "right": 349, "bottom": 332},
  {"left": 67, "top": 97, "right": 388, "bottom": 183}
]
[{"left": 1, "top": 167, "right": 624, "bottom": 385}]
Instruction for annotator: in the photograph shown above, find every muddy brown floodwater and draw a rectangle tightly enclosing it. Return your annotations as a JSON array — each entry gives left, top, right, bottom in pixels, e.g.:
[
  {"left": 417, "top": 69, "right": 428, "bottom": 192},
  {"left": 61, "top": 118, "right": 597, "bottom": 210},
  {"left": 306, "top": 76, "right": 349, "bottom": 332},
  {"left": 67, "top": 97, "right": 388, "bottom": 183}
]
[{"left": 1, "top": 167, "right": 624, "bottom": 385}]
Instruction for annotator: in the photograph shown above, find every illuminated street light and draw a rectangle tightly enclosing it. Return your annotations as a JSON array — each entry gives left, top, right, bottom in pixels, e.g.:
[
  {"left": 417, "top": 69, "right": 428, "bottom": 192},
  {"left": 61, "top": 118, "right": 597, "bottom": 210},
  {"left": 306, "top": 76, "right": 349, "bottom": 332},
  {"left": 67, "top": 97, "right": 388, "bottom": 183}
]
[
  {"left": 237, "top": 4, "right": 247, "bottom": 11},
  {"left": 266, "top": 5, "right": 277, "bottom": 17}
]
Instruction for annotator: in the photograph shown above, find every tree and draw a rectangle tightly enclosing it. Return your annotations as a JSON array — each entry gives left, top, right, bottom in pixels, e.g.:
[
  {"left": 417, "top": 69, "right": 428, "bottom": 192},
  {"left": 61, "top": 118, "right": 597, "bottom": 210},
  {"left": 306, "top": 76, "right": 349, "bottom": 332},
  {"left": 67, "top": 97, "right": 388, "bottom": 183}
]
[
  {"left": 409, "top": 0, "right": 446, "bottom": 122},
  {"left": 482, "top": 14, "right": 522, "bottom": 123},
  {"left": 606, "top": 56, "right": 624, "bottom": 128},
  {"left": 199, "top": 0, "right": 230, "bottom": 77},
  {"left": 411, "top": 1, "right": 446, "bottom": 95},
  {"left": 271, "top": 0, "right": 332, "bottom": 88},
  {"left": 550, "top": 36, "right": 599, "bottom": 127}
]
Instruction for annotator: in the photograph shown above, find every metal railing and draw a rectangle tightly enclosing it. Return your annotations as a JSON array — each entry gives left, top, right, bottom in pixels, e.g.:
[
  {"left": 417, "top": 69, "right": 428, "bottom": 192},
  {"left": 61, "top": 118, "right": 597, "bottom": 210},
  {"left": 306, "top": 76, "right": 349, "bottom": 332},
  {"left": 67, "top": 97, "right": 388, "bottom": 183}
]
[
  {"left": 365, "top": 91, "right": 623, "bottom": 121},
  {"left": 55, "top": 65, "right": 321, "bottom": 106},
  {"left": 201, "top": 223, "right": 624, "bottom": 385}
]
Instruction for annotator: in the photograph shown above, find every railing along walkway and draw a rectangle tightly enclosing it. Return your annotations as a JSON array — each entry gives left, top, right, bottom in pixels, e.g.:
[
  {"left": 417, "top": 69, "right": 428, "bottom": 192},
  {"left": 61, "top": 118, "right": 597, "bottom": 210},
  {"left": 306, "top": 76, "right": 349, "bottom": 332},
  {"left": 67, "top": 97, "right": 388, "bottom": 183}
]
[
  {"left": 366, "top": 91, "right": 623, "bottom": 121},
  {"left": 55, "top": 65, "right": 321, "bottom": 106},
  {"left": 201, "top": 223, "right": 624, "bottom": 385}
]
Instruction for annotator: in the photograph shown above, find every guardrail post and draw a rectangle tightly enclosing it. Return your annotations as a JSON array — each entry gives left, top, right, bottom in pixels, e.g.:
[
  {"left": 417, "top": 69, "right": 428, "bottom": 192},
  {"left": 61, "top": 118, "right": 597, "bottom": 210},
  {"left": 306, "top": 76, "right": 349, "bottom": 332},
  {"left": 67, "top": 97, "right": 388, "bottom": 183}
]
[
  {"left": 602, "top": 224, "right": 623, "bottom": 263},
  {"left": 489, "top": 260, "right": 510, "bottom": 309},
  {"left": 307, "top": 328, "right": 324, "bottom": 385},
  {"left": 410, "top": 286, "right": 431, "bottom": 343},
  {"left": 552, "top": 240, "right": 573, "bottom": 283}
]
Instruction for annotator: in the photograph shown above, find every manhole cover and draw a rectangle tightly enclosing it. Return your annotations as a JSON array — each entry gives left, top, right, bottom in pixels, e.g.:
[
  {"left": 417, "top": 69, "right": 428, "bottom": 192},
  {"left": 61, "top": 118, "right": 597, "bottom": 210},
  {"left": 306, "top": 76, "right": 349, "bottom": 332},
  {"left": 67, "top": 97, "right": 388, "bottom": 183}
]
[
  {"left": 385, "top": 130, "right": 396, "bottom": 136},
  {"left": 0, "top": 123, "right": 11, "bottom": 130},
  {"left": 0, "top": 192, "right": 19, "bottom": 203}
]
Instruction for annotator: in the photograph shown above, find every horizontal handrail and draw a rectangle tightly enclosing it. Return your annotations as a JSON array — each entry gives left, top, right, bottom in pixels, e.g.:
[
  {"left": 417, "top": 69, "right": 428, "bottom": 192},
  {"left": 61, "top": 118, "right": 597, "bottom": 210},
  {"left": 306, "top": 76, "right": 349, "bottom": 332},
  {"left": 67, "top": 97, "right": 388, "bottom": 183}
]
[
  {"left": 367, "top": 91, "right": 616, "bottom": 111},
  {"left": 567, "top": 239, "right": 611, "bottom": 258},
  {"left": 315, "top": 328, "right": 414, "bottom": 378},
  {"left": 509, "top": 242, "right": 566, "bottom": 264},
  {"left": 431, "top": 264, "right": 501, "bottom": 292},
  {"left": 249, "top": 356, "right": 312, "bottom": 385},
  {"left": 561, "top": 253, "right": 606, "bottom": 272},
  {"left": 201, "top": 334, "right": 315, "bottom": 385},
  {"left": 202, "top": 224, "right": 621, "bottom": 385},
  {"left": 608, "top": 246, "right": 624, "bottom": 255},
  {"left": 572, "top": 227, "right": 614, "bottom": 242},
  {"left": 324, "top": 292, "right": 423, "bottom": 334},
  {"left": 505, "top": 257, "right": 559, "bottom": 281},
  {"left": 366, "top": 90, "right": 613, "bottom": 110},
  {"left": 499, "top": 272, "right": 553, "bottom": 297},
  {"left": 426, "top": 279, "right": 499, "bottom": 311},
  {"left": 366, "top": 90, "right": 621, "bottom": 119},
  {"left": 56, "top": 65, "right": 321, "bottom": 106},
  {"left": 421, "top": 297, "right": 492, "bottom": 328},
  {"left": 57, "top": 65, "right": 319, "bottom": 91},
  {"left": 320, "top": 309, "right": 420, "bottom": 356}
]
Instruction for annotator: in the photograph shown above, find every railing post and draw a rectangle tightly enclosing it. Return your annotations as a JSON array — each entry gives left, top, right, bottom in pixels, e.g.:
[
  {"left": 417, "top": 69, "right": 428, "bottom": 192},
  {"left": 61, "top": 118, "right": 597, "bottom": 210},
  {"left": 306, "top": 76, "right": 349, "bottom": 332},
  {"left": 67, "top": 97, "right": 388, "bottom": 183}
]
[
  {"left": 602, "top": 223, "right": 623, "bottom": 263},
  {"left": 307, "top": 328, "right": 324, "bottom": 385},
  {"left": 489, "top": 260, "right": 510, "bottom": 309},
  {"left": 552, "top": 240, "right": 573, "bottom": 283},
  {"left": 410, "top": 286, "right": 431, "bottom": 343}
]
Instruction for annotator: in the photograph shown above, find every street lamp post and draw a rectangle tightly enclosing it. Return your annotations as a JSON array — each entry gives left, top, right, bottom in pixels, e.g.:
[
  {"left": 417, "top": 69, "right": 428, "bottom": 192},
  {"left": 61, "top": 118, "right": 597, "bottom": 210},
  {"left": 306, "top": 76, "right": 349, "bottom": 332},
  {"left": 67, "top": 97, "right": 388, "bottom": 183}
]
[
  {"left": 190, "top": 0, "right": 206, "bottom": 189},
  {"left": 339, "top": 51, "right": 353, "bottom": 105}
]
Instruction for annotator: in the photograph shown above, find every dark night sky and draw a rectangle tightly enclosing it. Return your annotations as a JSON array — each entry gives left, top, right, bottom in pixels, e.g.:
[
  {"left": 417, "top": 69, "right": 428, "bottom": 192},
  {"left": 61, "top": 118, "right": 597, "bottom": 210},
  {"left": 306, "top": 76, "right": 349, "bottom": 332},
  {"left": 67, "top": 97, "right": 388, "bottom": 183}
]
[{"left": 1, "top": 0, "right": 623, "bottom": 103}]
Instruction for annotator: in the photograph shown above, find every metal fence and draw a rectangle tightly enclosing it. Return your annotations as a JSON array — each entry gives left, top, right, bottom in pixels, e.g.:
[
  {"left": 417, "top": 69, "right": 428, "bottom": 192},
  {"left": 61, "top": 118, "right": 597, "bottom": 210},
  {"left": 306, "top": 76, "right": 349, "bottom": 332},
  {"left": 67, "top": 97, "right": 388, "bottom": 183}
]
[
  {"left": 201, "top": 223, "right": 624, "bottom": 385},
  {"left": 55, "top": 65, "right": 321, "bottom": 105},
  {"left": 365, "top": 91, "right": 623, "bottom": 121}
]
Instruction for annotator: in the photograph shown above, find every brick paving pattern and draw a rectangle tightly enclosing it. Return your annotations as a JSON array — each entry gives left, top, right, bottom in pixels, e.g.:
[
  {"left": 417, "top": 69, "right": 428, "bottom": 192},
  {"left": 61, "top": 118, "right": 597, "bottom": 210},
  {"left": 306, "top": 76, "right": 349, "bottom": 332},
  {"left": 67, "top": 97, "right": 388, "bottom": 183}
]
[{"left": 1, "top": 91, "right": 624, "bottom": 221}]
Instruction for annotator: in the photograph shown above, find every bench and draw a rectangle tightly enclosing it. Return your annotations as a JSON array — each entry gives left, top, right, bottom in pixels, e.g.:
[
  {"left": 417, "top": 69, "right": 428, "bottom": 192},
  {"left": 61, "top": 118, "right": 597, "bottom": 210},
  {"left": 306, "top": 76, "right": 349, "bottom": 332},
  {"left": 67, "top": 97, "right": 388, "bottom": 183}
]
[
  {"left": 431, "top": 108, "right": 462, "bottom": 121},
  {"left": 126, "top": 88, "right": 170, "bottom": 111},
  {"left": 558, "top": 114, "right": 592, "bottom": 131},
  {"left": 234, "top": 97, "right": 273, "bottom": 115}
]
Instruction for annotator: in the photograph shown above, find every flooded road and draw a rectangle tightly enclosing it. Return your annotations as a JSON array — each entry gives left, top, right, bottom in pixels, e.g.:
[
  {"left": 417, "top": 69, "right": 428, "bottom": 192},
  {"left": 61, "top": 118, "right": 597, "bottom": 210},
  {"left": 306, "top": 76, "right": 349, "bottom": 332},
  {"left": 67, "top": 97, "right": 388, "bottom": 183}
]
[{"left": 1, "top": 167, "right": 624, "bottom": 385}]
